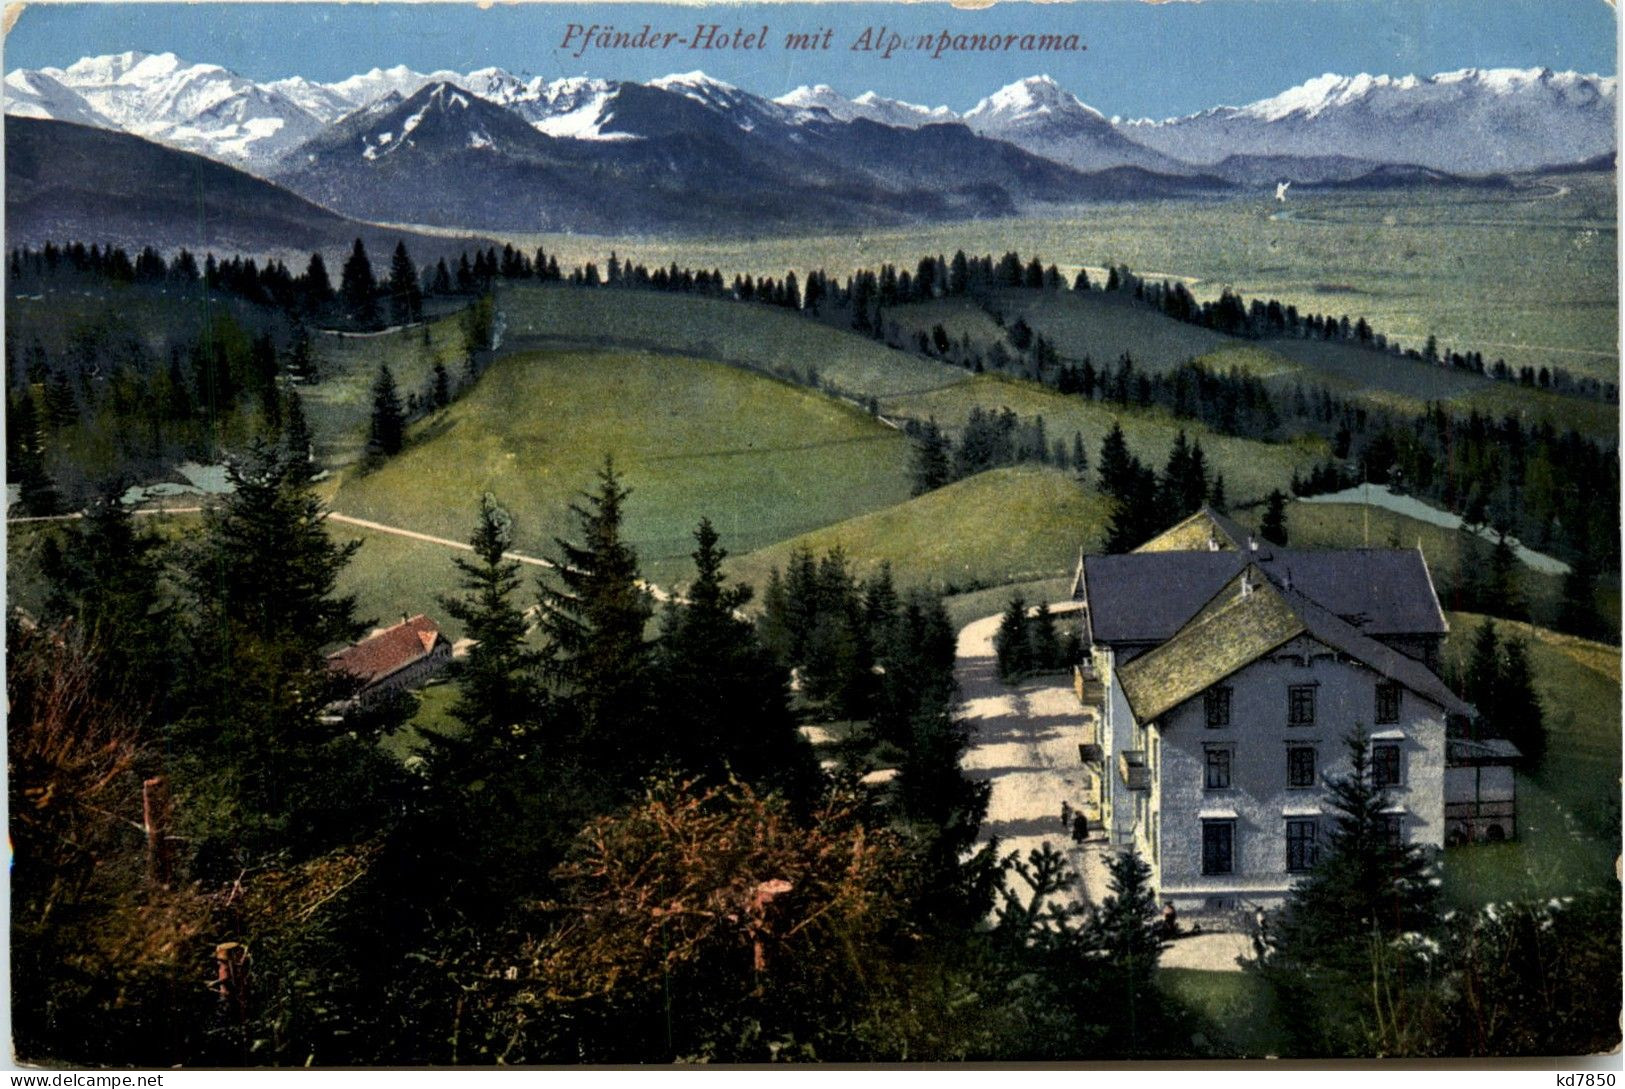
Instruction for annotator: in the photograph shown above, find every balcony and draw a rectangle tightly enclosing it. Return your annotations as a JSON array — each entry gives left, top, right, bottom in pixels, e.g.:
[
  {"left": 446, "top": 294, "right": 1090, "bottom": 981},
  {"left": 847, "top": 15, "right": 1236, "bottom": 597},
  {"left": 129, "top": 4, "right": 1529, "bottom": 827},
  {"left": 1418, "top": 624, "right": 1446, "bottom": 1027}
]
[
  {"left": 1119, "top": 750, "right": 1150, "bottom": 790},
  {"left": 1074, "top": 663, "right": 1104, "bottom": 707}
]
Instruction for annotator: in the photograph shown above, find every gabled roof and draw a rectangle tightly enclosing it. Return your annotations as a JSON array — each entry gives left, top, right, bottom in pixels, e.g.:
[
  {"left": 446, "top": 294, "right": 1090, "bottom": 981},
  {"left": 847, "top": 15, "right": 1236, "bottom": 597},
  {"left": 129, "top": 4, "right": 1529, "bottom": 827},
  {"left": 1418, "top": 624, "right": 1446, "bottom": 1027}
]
[
  {"left": 1081, "top": 551, "right": 1244, "bottom": 644},
  {"left": 1256, "top": 548, "right": 1449, "bottom": 637},
  {"left": 1081, "top": 546, "right": 1448, "bottom": 645},
  {"left": 328, "top": 614, "right": 447, "bottom": 687},
  {"left": 1117, "top": 570, "right": 1472, "bottom": 724},
  {"left": 1118, "top": 573, "right": 1303, "bottom": 720},
  {"left": 1133, "top": 506, "right": 1250, "bottom": 554}
]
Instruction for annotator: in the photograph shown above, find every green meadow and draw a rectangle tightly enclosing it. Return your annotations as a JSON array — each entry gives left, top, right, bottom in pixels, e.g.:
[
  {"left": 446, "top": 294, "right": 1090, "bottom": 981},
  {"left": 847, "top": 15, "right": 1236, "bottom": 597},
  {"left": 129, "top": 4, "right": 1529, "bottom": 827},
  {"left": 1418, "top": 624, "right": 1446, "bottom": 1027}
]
[
  {"left": 329, "top": 348, "right": 917, "bottom": 587},
  {"left": 482, "top": 173, "right": 1617, "bottom": 383}
]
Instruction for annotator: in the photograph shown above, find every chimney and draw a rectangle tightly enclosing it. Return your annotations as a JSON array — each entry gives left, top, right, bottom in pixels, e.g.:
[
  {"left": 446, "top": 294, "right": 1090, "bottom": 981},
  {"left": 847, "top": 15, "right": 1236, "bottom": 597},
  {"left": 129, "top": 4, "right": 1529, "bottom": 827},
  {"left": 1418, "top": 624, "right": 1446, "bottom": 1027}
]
[
  {"left": 1206, "top": 533, "right": 1219, "bottom": 552},
  {"left": 1248, "top": 535, "right": 1258, "bottom": 552}
]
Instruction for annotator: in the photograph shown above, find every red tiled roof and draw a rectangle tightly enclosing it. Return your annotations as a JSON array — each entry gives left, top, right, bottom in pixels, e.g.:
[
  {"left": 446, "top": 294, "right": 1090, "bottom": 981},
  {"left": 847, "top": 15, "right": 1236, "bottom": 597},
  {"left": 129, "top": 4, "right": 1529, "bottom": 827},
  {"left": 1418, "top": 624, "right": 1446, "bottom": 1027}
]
[{"left": 327, "top": 614, "right": 447, "bottom": 687}]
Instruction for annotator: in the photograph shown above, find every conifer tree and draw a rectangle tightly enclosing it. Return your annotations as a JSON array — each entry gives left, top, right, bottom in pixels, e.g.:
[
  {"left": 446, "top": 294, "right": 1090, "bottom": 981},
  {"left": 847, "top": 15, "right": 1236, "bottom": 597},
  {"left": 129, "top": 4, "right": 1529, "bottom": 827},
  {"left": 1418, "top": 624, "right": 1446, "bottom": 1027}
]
[
  {"left": 172, "top": 441, "right": 384, "bottom": 854},
  {"left": 1497, "top": 635, "right": 1544, "bottom": 766},
  {"left": 1087, "top": 850, "right": 1167, "bottom": 1051},
  {"left": 431, "top": 362, "right": 452, "bottom": 409},
  {"left": 368, "top": 364, "right": 405, "bottom": 456},
  {"left": 434, "top": 495, "right": 543, "bottom": 783},
  {"left": 340, "top": 238, "right": 379, "bottom": 326},
  {"left": 655, "top": 518, "right": 815, "bottom": 801},
  {"left": 994, "top": 594, "right": 1032, "bottom": 681},
  {"left": 1556, "top": 543, "right": 1602, "bottom": 639},
  {"left": 535, "top": 456, "right": 654, "bottom": 778},
  {"left": 388, "top": 241, "right": 423, "bottom": 325},
  {"left": 1488, "top": 532, "right": 1527, "bottom": 621},
  {"left": 1028, "top": 600, "right": 1061, "bottom": 671},
  {"left": 1097, "top": 420, "right": 1133, "bottom": 499},
  {"left": 7, "top": 390, "right": 60, "bottom": 516},
  {"left": 910, "top": 417, "right": 952, "bottom": 495},
  {"left": 1253, "top": 727, "right": 1440, "bottom": 1054},
  {"left": 1261, "top": 489, "right": 1290, "bottom": 546},
  {"left": 282, "top": 389, "right": 315, "bottom": 481}
]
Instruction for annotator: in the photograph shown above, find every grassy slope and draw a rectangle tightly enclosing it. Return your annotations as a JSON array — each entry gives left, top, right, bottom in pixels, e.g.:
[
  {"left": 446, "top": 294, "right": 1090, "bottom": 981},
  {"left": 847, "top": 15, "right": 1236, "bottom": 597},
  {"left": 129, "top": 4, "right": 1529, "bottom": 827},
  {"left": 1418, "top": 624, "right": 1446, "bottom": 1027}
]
[
  {"left": 1010, "top": 290, "right": 1235, "bottom": 374},
  {"left": 1438, "top": 612, "right": 1620, "bottom": 906},
  {"left": 303, "top": 310, "right": 471, "bottom": 468},
  {"left": 497, "top": 284, "right": 967, "bottom": 399},
  {"left": 726, "top": 465, "right": 1108, "bottom": 598},
  {"left": 487, "top": 177, "right": 1617, "bottom": 383},
  {"left": 883, "top": 373, "right": 1323, "bottom": 504},
  {"left": 330, "top": 348, "right": 916, "bottom": 589}
]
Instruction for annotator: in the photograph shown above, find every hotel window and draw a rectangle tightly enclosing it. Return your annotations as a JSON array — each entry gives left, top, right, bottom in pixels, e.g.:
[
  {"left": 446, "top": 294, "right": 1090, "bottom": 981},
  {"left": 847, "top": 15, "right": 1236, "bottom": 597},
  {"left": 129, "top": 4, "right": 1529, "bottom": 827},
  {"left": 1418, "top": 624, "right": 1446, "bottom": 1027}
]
[
  {"left": 1288, "top": 685, "right": 1316, "bottom": 726},
  {"left": 1205, "top": 686, "right": 1232, "bottom": 728},
  {"left": 1205, "top": 747, "right": 1232, "bottom": 790},
  {"left": 1287, "top": 745, "right": 1316, "bottom": 788},
  {"left": 1372, "top": 742, "right": 1402, "bottom": 788},
  {"left": 1286, "top": 819, "right": 1319, "bottom": 872},
  {"left": 1202, "top": 820, "right": 1235, "bottom": 875},
  {"left": 1380, "top": 813, "right": 1405, "bottom": 850},
  {"left": 1376, "top": 682, "right": 1401, "bottom": 724}
]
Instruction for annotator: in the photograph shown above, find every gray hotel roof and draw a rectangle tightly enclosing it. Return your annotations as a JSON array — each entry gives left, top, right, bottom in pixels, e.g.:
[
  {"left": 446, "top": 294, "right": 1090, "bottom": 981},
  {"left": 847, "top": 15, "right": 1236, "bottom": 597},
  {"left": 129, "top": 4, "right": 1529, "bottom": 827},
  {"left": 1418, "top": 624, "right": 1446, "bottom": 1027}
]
[{"left": 1081, "top": 546, "right": 1448, "bottom": 645}]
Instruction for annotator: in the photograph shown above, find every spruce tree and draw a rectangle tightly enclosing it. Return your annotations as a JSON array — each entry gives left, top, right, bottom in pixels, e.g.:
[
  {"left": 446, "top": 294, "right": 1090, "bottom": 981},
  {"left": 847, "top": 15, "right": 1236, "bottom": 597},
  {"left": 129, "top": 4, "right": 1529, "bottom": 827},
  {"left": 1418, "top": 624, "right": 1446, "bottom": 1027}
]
[
  {"left": 1556, "top": 544, "right": 1601, "bottom": 639},
  {"left": 1261, "top": 489, "right": 1289, "bottom": 546},
  {"left": 282, "top": 389, "right": 315, "bottom": 480},
  {"left": 368, "top": 364, "right": 405, "bottom": 457},
  {"left": 535, "top": 456, "right": 654, "bottom": 779},
  {"left": 910, "top": 417, "right": 952, "bottom": 495},
  {"left": 1097, "top": 420, "right": 1133, "bottom": 499},
  {"left": 1253, "top": 727, "right": 1440, "bottom": 1054},
  {"left": 434, "top": 495, "right": 543, "bottom": 783},
  {"left": 1028, "top": 600, "right": 1061, "bottom": 672},
  {"left": 994, "top": 594, "right": 1032, "bottom": 681},
  {"left": 387, "top": 241, "right": 423, "bottom": 326},
  {"left": 7, "top": 390, "right": 60, "bottom": 516},
  {"left": 431, "top": 361, "right": 452, "bottom": 409},
  {"left": 172, "top": 441, "right": 385, "bottom": 855},
  {"left": 1087, "top": 849, "right": 1167, "bottom": 1052},
  {"left": 655, "top": 519, "right": 815, "bottom": 802},
  {"left": 1496, "top": 635, "right": 1544, "bottom": 766},
  {"left": 340, "top": 238, "right": 379, "bottom": 327},
  {"left": 1488, "top": 532, "right": 1528, "bottom": 621}
]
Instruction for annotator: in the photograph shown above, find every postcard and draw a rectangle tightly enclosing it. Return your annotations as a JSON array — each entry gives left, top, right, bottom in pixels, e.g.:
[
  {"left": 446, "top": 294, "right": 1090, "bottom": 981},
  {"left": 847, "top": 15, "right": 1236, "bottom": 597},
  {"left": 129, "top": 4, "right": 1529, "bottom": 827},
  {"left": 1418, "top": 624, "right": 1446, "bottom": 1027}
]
[{"left": 4, "top": 0, "right": 1620, "bottom": 1068}]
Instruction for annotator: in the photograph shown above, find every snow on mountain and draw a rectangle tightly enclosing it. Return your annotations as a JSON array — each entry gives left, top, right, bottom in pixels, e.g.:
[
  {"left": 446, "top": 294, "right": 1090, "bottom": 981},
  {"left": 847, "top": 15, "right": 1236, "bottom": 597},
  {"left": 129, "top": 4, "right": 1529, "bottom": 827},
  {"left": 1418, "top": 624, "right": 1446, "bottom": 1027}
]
[
  {"left": 522, "top": 77, "right": 635, "bottom": 140},
  {"left": 3, "top": 68, "right": 106, "bottom": 127},
  {"left": 264, "top": 75, "right": 360, "bottom": 124},
  {"left": 775, "top": 84, "right": 956, "bottom": 128},
  {"left": 962, "top": 75, "right": 1188, "bottom": 174},
  {"left": 18, "top": 50, "right": 324, "bottom": 166},
  {"left": 963, "top": 74, "right": 1106, "bottom": 127},
  {"left": 1122, "top": 67, "right": 1618, "bottom": 173},
  {"left": 9, "top": 52, "right": 1614, "bottom": 182},
  {"left": 324, "top": 64, "right": 457, "bottom": 109}
]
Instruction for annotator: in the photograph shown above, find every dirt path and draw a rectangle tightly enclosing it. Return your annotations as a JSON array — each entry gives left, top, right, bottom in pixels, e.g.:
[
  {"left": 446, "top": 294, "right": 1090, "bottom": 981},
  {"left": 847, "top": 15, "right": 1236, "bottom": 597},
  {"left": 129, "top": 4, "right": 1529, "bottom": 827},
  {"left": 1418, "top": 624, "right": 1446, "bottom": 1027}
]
[{"left": 955, "top": 608, "right": 1111, "bottom": 910}]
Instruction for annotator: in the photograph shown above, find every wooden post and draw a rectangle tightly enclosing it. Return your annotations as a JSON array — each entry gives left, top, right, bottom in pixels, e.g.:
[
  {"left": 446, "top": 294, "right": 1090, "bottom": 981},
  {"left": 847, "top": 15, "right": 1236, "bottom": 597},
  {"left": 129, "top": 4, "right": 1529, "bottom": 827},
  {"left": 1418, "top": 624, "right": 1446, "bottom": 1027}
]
[
  {"left": 142, "top": 775, "right": 173, "bottom": 888},
  {"left": 749, "top": 879, "right": 794, "bottom": 976},
  {"left": 213, "top": 942, "right": 250, "bottom": 1022}
]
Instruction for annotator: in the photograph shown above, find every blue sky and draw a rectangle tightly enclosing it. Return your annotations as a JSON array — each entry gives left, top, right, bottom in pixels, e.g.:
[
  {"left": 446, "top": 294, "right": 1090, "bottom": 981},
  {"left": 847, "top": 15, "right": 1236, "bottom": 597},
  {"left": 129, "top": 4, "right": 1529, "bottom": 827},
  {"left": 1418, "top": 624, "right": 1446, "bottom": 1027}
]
[{"left": 6, "top": 1, "right": 1616, "bottom": 117}]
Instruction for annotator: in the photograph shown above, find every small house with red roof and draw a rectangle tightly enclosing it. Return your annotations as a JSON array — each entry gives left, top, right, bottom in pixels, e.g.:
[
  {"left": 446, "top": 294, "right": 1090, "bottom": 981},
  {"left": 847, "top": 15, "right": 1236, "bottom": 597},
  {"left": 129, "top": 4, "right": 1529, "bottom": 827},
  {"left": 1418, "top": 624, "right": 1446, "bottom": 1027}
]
[{"left": 327, "top": 613, "right": 452, "bottom": 699}]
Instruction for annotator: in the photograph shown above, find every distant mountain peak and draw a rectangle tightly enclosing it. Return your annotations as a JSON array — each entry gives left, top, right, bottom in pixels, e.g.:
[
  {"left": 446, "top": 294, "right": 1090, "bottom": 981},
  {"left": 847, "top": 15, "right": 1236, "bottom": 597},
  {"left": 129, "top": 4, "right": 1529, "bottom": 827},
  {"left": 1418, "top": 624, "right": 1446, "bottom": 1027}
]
[{"left": 965, "top": 74, "right": 1105, "bottom": 124}]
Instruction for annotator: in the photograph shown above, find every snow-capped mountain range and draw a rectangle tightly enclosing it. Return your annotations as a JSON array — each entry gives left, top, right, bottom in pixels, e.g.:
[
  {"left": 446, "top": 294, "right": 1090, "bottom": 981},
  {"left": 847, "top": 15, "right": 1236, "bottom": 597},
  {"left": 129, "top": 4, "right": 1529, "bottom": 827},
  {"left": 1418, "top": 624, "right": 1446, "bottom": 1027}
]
[
  {"left": 4, "top": 51, "right": 1615, "bottom": 179},
  {"left": 1123, "top": 67, "right": 1618, "bottom": 174}
]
